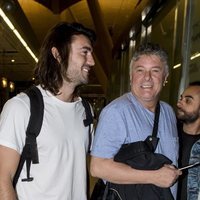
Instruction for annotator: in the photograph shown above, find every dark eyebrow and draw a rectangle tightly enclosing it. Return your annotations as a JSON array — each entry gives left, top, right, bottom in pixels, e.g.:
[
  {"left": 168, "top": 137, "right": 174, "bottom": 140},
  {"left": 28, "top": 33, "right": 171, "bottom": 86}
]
[
  {"left": 184, "top": 95, "right": 194, "bottom": 100},
  {"left": 135, "top": 65, "right": 162, "bottom": 69},
  {"left": 81, "top": 46, "right": 93, "bottom": 52}
]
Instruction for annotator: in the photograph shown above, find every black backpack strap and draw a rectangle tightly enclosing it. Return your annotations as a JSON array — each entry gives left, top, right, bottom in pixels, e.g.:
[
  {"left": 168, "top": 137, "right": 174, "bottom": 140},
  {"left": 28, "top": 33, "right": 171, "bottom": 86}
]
[
  {"left": 81, "top": 98, "right": 94, "bottom": 198},
  {"left": 81, "top": 98, "right": 93, "bottom": 127},
  {"left": 13, "top": 86, "right": 44, "bottom": 188},
  {"left": 81, "top": 98, "right": 94, "bottom": 149}
]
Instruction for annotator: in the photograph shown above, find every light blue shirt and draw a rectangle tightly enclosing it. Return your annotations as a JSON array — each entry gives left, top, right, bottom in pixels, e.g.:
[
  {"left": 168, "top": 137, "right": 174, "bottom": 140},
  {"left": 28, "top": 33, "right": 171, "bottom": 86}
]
[{"left": 91, "top": 92, "right": 179, "bottom": 199}]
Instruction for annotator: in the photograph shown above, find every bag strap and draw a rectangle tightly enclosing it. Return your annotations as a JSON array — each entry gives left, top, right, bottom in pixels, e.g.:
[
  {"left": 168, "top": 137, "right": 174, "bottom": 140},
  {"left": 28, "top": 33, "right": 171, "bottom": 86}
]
[
  {"left": 81, "top": 98, "right": 93, "bottom": 127},
  {"left": 102, "top": 102, "right": 161, "bottom": 199},
  {"left": 13, "top": 90, "right": 93, "bottom": 188},
  {"left": 81, "top": 98, "right": 93, "bottom": 151},
  {"left": 26, "top": 86, "right": 44, "bottom": 139},
  {"left": 152, "top": 102, "right": 160, "bottom": 137},
  {"left": 81, "top": 98, "right": 94, "bottom": 198},
  {"left": 145, "top": 102, "right": 160, "bottom": 151},
  {"left": 13, "top": 86, "right": 44, "bottom": 188}
]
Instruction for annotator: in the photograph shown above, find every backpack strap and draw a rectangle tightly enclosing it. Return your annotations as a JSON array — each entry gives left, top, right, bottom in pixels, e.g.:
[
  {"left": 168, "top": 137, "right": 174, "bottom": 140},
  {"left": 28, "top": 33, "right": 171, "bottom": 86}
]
[
  {"left": 13, "top": 92, "right": 92, "bottom": 188},
  {"left": 13, "top": 86, "right": 44, "bottom": 188},
  {"left": 81, "top": 98, "right": 94, "bottom": 198},
  {"left": 81, "top": 97, "right": 94, "bottom": 150},
  {"left": 81, "top": 98, "right": 93, "bottom": 127}
]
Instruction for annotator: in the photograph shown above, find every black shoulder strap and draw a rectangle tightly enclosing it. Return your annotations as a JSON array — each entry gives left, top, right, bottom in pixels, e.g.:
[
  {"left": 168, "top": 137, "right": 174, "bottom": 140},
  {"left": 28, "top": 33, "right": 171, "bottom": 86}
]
[
  {"left": 13, "top": 86, "right": 44, "bottom": 188},
  {"left": 81, "top": 98, "right": 94, "bottom": 151},
  {"left": 145, "top": 102, "right": 160, "bottom": 151},
  {"left": 81, "top": 98, "right": 94, "bottom": 199},
  {"left": 81, "top": 98, "right": 93, "bottom": 127},
  {"left": 152, "top": 102, "right": 160, "bottom": 138},
  {"left": 26, "top": 86, "right": 44, "bottom": 139},
  {"left": 13, "top": 93, "right": 92, "bottom": 188}
]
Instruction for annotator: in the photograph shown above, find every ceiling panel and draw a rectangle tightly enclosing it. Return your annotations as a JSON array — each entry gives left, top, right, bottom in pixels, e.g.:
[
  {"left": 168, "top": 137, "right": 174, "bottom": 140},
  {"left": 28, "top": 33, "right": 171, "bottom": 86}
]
[{"left": 0, "top": 0, "right": 151, "bottom": 94}]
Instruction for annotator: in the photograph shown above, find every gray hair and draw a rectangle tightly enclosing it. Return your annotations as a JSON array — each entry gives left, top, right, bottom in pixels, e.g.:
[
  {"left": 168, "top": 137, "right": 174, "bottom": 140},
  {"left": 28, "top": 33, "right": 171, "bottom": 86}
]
[{"left": 129, "top": 43, "right": 169, "bottom": 77}]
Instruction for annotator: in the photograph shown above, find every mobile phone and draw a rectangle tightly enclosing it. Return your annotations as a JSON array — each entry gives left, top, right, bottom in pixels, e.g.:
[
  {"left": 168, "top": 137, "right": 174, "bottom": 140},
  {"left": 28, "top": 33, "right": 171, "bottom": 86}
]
[{"left": 179, "top": 161, "right": 200, "bottom": 171}]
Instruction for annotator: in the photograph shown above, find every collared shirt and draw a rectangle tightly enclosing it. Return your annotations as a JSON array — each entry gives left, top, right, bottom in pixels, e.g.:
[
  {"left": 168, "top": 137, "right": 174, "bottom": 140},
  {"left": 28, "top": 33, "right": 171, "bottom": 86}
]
[{"left": 91, "top": 92, "right": 179, "bottom": 199}]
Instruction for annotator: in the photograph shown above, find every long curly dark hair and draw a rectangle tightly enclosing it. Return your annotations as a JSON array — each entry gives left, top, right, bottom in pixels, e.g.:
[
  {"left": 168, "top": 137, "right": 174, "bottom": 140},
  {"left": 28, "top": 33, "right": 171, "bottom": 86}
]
[{"left": 34, "top": 22, "right": 96, "bottom": 95}]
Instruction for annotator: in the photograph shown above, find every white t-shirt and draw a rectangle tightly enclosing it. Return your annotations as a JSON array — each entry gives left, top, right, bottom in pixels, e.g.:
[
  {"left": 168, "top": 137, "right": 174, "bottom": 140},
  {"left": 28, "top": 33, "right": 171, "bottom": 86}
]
[{"left": 0, "top": 86, "right": 90, "bottom": 200}]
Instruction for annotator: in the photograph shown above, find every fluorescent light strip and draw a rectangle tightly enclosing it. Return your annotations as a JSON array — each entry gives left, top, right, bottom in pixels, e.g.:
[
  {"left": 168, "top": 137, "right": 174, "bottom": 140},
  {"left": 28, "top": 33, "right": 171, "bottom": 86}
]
[
  {"left": 191, "top": 52, "right": 200, "bottom": 60},
  {"left": 0, "top": 8, "right": 38, "bottom": 62},
  {"left": 173, "top": 52, "right": 200, "bottom": 69},
  {"left": 173, "top": 63, "right": 181, "bottom": 69}
]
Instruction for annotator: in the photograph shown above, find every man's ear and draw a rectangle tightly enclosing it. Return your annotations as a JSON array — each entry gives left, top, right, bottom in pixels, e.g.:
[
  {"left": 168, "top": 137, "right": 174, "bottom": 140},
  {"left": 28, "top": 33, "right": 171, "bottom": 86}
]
[{"left": 51, "top": 47, "right": 61, "bottom": 63}]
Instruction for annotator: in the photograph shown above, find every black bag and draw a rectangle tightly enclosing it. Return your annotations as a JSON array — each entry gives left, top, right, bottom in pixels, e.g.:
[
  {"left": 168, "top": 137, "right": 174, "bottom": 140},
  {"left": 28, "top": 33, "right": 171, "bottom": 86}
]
[
  {"left": 90, "top": 179, "right": 106, "bottom": 200},
  {"left": 91, "top": 102, "right": 174, "bottom": 200},
  {"left": 103, "top": 136, "right": 174, "bottom": 200}
]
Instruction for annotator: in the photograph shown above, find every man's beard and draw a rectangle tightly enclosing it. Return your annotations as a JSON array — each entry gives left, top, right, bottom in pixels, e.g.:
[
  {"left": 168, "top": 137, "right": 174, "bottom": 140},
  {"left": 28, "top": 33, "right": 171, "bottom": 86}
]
[
  {"left": 64, "top": 72, "right": 89, "bottom": 86},
  {"left": 177, "top": 109, "right": 200, "bottom": 124}
]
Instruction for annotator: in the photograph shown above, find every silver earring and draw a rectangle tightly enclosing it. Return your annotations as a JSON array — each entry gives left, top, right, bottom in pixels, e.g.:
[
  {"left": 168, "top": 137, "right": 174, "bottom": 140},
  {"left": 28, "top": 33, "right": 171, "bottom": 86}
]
[{"left": 163, "top": 82, "right": 165, "bottom": 86}]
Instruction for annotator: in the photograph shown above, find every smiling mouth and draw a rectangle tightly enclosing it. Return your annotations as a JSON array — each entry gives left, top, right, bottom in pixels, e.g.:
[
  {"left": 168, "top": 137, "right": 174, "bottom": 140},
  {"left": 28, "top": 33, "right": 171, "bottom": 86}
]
[
  {"left": 82, "top": 66, "right": 90, "bottom": 73},
  {"left": 141, "top": 85, "right": 152, "bottom": 89}
]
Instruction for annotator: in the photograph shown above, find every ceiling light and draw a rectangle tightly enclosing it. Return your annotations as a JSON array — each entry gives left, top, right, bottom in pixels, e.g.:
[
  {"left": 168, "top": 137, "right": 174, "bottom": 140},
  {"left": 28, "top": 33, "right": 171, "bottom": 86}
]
[
  {"left": 1, "top": 77, "right": 8, "bottom": 88},
  {"left": 0, "top": 8, "right": 38, "bottom": 62},
  {"left": 173, "top": 52, "right": 200, "bottom": 69},
  {"left": 173, "top": 63, "right": 181, "bottom": 69},
  {"left": 190, "top": 52, "right": 200, "bottom": 60},
  {"left": 3, "top": 0, "right": 15, "bottom": 12},
  {"left": 9, "top": 81, "right": 15, "bottom": 92}
]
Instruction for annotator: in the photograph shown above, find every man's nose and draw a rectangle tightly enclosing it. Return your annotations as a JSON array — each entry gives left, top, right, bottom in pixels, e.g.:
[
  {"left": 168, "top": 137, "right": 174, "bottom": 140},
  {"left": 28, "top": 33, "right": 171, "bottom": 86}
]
[
  {"left": 144, "top": 71, "right": 151, "bottom": 80},
  {"left": 87, "top": 53, "right": 95, "bottom": 66},
  {"left": 177, "top": 99, "right": 183, "bottom": 108}
]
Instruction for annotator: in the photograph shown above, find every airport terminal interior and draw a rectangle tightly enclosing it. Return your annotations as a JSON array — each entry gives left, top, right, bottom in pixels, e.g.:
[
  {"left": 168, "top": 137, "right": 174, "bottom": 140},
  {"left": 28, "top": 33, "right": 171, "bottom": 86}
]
[
  {"left": 0, "top": 0, "right": 200, "bottom": 114},
  {"left": 0, "top": 0, "right": 200, "bottom": 195}
]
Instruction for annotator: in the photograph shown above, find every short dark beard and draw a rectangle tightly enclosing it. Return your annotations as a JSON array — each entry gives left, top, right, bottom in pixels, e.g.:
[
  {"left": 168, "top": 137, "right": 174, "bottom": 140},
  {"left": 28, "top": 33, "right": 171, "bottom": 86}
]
[{"left": 177, "top": 109, "right": 200, "bottom": 124}]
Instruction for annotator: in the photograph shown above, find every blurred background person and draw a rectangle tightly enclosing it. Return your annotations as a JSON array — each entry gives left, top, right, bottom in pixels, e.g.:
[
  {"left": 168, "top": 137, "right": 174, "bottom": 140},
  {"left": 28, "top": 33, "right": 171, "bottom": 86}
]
[{"left": 177, "top": 81, "right": 200, "bottom": 200}]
